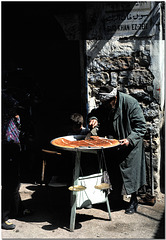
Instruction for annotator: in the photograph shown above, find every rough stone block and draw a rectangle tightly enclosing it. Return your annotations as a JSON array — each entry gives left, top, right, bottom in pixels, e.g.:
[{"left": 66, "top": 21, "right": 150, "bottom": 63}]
[
  {"left": 127, "top": 70, "right": 153, "bottom": 87},
  {"left": 129, "top": 89, "right": 152, "bottom": 103}
]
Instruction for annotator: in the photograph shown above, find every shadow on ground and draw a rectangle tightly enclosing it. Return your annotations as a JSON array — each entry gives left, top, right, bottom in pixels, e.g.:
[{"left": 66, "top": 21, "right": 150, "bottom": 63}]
[
  {"left": 154, "top": 210, "right": 165, "bottom": 239},
  {"left": 18, "top": 184, "right": 110, "bottom": 232}
]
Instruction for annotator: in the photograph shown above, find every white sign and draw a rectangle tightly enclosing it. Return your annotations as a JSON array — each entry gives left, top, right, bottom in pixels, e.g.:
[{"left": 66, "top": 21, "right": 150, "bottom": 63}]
[{"left": 104, "top": 2, "right": 159, "bottom": 37}]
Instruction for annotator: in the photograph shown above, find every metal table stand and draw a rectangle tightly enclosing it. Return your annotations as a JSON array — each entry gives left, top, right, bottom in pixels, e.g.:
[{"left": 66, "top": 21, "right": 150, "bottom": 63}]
[{"left": 69, "top": 149, "right": 111, "bottom": 232}]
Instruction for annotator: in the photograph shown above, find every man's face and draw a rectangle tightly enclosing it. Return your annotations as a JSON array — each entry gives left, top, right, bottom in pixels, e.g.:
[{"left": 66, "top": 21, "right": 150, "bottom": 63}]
[{"left": 102, "top": 96, "right": 117, "bottom": 109}]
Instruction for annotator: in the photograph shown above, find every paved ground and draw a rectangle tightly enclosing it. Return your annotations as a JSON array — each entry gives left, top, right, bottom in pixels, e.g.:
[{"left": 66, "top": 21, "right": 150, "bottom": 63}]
[{"left": 1, "top": 183, "right": 165, "bottom": 239}]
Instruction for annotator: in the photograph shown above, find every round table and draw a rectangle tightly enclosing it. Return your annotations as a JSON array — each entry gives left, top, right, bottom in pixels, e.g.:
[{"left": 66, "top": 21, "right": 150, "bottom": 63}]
[{"left": 51, "top": 135, "right": 120, "bottom": 231}]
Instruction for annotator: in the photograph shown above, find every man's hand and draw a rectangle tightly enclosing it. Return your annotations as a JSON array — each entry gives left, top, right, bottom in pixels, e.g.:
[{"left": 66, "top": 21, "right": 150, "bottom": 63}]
[
  {"left": 119, "top": 139, "right": 130, "bottom": 146},
  {"left": 89, "top": 119, "right": 98, "bottom": 129}
]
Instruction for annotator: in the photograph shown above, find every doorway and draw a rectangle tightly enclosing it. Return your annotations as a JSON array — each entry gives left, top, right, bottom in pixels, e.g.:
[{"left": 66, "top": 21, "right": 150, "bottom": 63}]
[{"left": 2, "top": 2, "right": 85, "bottom": 182}]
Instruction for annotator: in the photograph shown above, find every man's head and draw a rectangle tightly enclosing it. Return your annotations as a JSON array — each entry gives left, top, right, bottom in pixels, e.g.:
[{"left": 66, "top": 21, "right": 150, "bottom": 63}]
[
  {"left": 70, "top": 113, "right": 84, "bottom": 134},
  {"left": 98, "top": 85, "right": 118, "bottom": 109}
]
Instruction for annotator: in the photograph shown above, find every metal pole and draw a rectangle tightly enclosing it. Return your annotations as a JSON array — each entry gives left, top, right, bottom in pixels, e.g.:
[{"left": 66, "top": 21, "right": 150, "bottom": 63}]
[
  {"left": 149, "top": 126, "right": 154, "bottom": 196},
  {"left": 69, "top": 150, "right": 81, "bottom": 231}
]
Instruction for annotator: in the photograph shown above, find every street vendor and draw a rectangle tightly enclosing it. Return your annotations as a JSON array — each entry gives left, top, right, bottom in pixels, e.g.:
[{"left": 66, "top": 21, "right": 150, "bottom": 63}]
[{"left": 88, "top": 85, "right": 147, "bottom": 214}]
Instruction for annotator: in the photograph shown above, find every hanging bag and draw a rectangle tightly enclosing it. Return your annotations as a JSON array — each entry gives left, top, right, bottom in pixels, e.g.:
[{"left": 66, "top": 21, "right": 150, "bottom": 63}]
[{"left": 76, "top": 148, "right": 112, "bottom": 208}]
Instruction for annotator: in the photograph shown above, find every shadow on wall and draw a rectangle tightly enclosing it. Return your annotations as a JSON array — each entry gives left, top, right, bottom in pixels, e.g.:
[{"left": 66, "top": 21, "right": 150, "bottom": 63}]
[
  {"left": 85, "top": 2, "right": 160, "bottom": 66},
  {"left": 160, "top": 117, "right": 165, "bottom": 194}
]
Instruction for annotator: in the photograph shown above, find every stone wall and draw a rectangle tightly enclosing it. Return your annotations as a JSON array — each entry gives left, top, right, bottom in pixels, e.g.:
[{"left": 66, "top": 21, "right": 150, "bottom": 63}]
[
  {"left": 86, "top": 2, "right": 165, "bottom": 195},
  {"left": 87, "top": 41, "right": 158, "bottom": 193}
]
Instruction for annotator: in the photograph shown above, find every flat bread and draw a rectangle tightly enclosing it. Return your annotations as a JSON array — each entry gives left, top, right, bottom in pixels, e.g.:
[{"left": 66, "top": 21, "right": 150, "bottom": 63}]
[{"left": 51, "top": 136, "right": 120, "bottom": 149}]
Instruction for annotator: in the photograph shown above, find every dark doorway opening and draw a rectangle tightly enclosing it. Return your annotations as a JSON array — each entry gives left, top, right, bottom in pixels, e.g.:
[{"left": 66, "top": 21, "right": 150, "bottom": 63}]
[{"left": 2, "top": 2, "right": 84, "bottom": 182}]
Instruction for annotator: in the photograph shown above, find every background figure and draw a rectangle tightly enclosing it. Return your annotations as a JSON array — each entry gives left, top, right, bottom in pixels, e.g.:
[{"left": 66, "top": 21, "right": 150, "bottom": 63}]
[
  {"left": 2, "top": 91, "right": 28, "bottom": 230},
  {"left": 66, "top": 113, "right": 89, "bottom": 182},
  {"left": 68, "top": 112, "right": 89, "bottom": 135},
  {"left": 46, "top": 113, "right": 89, "bottom": 186},
  {"left": 68, "top": 113, "right": 99, "bottom": 176},
  {"left": 88, "top": 85, "right": 147, "bottom": 214}
]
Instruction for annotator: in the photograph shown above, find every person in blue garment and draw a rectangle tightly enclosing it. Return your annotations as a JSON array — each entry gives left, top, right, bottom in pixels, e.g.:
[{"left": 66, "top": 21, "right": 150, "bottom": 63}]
[
  {"left": 88, "top": 85, "right": 147, "bottom": 214},
  {"left": 2, "top": 91, "right": 31, "bottom": 230}
]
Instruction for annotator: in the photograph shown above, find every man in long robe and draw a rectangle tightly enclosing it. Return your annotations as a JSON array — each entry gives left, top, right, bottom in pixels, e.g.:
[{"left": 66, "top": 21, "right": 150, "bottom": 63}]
[{"left": 88, "top": 85, "right": 147, "bottom": 214}]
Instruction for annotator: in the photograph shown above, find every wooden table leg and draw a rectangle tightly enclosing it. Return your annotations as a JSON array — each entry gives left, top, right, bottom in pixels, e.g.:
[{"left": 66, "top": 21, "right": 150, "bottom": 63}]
[
  {"left": 41, "top": 160, "right": 46, "bottom": 182},
  {"left": 69, "top": 150, "right": 81, "bottom": 231}
]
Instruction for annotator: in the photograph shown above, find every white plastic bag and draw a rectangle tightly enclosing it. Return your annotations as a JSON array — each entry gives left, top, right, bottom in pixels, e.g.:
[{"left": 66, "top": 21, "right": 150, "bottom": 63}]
[{"left": 76, "top": 173, "right": 107, "bottom": 208}]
